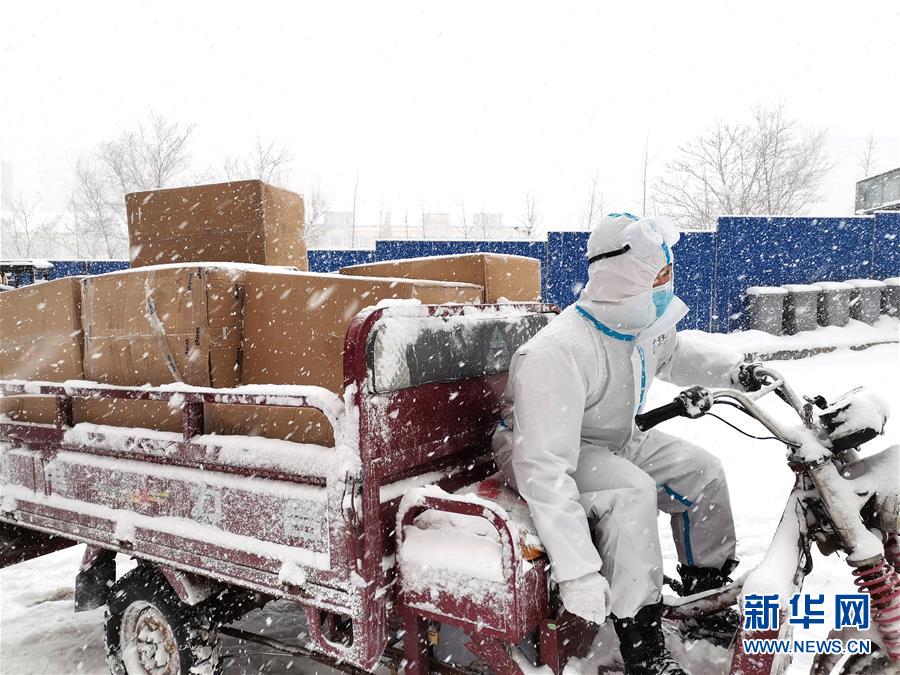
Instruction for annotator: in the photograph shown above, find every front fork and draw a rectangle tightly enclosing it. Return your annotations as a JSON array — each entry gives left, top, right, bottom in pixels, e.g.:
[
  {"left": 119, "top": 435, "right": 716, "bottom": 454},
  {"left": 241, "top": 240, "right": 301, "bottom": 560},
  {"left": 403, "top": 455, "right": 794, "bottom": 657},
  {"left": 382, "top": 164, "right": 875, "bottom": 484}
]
[
  {"left": 804, "top": 458, "right": 900, "bottom": 661},
  {"left": 729, "top": 479, "right": 814, "bottom": 675}
]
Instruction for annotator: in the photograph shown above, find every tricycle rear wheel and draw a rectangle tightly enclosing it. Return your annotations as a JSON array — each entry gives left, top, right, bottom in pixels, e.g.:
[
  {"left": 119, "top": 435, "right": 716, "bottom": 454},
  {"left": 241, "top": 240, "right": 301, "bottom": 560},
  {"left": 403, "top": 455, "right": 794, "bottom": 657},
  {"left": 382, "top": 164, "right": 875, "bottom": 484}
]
[{"left": 105, "top": 565, "right": 222, "bottom": 675}]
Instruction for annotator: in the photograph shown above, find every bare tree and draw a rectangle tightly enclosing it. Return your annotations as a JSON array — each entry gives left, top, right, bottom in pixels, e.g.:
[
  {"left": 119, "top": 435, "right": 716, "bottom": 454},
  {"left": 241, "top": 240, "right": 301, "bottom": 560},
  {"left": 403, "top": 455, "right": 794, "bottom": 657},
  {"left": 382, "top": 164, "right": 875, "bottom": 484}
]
[
  {"left": 581, "top": 173, "right": 603, "bottom": 230},
  {"left": 420, "top": 201, "right": 428, "bottom": 239},
  {"left": 455, "top": 196, "right": 476, "bottom": 239},
  {"left": 516, "top": 191, "right": 542, "bottom": 239},
  {"left": 101, "top": 111, "right": 194, "bottom": 194},
  {"left": 473, "top": 206, "right": 501, "bottom": 240},
  {"left": 640, "top": 138, "right": 657, "bottom": 216},
  {"left": 62, "top": 111, "right": 195, "bottom": 259},
  {"left": 859, "top": 131, "right": 878, "bottom": 178},
  {"left": 67, "top": 159, "right": 128, "bottom": 258},
  {"left": 302, "top": 182, "right": 331, "bottom": 247},
  {"left": 656, "top": 104, "right": 829, "bottom": 230},
  {"left": 351, "top": 170, "right": 359, "bottom": 248},
  {"left": 1, "top": 192, "right": 52, "bottom": 258},
  {"left": 221, "top": 137, "right": 293, "bottom": 185},
  {"left": 377, "top": 202, "right": 392, "bottom": 239}
]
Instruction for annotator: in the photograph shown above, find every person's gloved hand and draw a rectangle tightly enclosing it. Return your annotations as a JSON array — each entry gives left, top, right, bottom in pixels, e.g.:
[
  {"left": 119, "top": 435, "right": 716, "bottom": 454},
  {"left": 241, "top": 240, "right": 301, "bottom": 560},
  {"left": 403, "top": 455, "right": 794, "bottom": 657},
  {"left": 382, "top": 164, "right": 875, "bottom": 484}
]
[
  {"left": 678, "top": 386, "right": 713, "bottom": 418},
  {"left": 558, "top": 572, "right": 612, "bottom": 624},
  {"left": 733, "top": 361, "right": 766, "bottom": 392}
]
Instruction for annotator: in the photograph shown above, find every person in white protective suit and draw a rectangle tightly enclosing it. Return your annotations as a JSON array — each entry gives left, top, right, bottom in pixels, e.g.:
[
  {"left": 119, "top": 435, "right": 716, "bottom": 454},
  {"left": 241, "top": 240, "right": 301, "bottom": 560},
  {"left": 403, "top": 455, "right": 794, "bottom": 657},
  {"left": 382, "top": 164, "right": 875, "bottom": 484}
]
[{"left": 493, "top": 213, "right": 766, "bottom": 675}]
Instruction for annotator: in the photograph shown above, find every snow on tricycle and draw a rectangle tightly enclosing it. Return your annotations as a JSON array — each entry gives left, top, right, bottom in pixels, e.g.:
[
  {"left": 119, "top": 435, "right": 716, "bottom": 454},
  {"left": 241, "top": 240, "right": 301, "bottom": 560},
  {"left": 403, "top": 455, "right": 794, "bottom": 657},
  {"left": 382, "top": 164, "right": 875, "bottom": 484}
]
[{"left": 1, "top": 302, "right": 898, "bottom": 674}]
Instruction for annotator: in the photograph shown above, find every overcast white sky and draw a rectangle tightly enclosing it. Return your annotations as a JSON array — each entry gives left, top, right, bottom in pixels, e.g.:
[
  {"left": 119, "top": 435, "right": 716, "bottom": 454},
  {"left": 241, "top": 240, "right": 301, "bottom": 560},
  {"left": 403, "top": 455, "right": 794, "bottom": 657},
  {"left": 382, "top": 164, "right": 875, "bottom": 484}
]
[{"left": 2, "top": 1, "right": 898, "bottom": 231}]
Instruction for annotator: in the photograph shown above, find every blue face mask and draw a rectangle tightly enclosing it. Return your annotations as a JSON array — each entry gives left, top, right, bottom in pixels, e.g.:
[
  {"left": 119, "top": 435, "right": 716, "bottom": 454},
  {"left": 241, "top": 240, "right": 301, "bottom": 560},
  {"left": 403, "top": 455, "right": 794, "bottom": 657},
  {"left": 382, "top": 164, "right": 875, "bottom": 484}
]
[{"left": 652, "top": 286, "right": 673, "bottom": 318}]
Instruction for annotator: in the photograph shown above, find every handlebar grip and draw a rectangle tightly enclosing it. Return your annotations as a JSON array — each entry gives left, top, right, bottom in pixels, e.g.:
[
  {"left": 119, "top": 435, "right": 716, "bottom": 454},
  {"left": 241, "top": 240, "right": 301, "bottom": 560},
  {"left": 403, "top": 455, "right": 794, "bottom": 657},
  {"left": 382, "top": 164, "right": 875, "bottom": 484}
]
[{"left": 635, "top": 399, "right": 687, "bottom": 431}]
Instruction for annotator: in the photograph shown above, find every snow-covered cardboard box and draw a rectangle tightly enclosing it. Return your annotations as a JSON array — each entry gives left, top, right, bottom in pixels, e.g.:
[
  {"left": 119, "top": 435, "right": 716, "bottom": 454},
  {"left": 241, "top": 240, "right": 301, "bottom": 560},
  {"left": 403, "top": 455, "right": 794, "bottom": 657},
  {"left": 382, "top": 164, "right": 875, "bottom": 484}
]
[
  {"left": 0, "top": 276, "right": 84, "bottom": 381},
  {"left": 0, "top": 392, "right": 336, "bottom": 445},
  {"left": 81, "top": 265, "right": 245, "bottom": 388},
  {"left": 0, "top": 395, "right": 59, "bottom": 424},
  {"left": 339, "top": 252, "right": 541, "bottom": 303},
  {"left": 241, "top": 270, "right": 483, "bottom": 393},
  {"left": 0, "top": 395, "right": 180, "bottom": 430},
  {"left": 203, "top": 402, "right": 335, "bottom": 447},
  {"left": 126, "top": 180, "right": 308, "bottom": 269}
]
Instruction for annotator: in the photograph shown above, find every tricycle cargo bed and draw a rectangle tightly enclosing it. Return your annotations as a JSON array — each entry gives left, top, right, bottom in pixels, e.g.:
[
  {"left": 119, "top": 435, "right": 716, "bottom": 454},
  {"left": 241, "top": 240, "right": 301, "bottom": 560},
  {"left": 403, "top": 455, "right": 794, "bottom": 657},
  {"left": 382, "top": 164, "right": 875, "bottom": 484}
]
[
  {"left": 0, "top": 303, "right": 558, "bottom": 672},
  {"left": 1, "top": 383, "right": 353, "bottom": 601}
]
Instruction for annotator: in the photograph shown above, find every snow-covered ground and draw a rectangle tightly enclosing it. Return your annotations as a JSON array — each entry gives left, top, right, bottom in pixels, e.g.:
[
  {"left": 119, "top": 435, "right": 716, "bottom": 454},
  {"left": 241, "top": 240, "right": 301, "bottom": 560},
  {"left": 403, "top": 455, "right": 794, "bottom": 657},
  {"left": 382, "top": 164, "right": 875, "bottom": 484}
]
[{"left": 2, "top": 341, "right": 898, "bottom": 674}]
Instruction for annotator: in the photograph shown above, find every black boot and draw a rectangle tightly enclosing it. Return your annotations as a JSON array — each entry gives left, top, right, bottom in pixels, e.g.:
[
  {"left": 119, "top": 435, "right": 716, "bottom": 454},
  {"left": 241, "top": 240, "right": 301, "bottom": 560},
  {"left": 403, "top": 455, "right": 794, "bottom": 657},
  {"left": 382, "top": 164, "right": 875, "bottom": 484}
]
[
  {"left": 613, "top": 602, "right": 687, "bottom": 675},
  {"left": 677, "top": 560, "right": 740, "bottom": 647}
]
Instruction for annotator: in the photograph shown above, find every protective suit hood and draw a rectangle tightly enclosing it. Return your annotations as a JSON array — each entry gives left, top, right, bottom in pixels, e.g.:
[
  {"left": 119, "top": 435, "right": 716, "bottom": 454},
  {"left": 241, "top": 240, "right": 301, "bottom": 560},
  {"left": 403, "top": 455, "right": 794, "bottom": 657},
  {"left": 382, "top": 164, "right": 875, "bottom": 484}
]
[{"left": 581, "top": 213, "right": 683, "bottom": 333}]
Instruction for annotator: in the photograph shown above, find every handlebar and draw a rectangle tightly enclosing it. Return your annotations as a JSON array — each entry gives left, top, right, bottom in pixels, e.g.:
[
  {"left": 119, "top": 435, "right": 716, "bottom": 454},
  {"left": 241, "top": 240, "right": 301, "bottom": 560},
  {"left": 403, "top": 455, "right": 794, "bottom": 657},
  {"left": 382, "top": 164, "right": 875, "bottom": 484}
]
[
  {"left": 635, "top": 368, "right": 805, "bottom": 448},
  {"left": 635, "top": 399, "right": 687, "bottom": 431}
]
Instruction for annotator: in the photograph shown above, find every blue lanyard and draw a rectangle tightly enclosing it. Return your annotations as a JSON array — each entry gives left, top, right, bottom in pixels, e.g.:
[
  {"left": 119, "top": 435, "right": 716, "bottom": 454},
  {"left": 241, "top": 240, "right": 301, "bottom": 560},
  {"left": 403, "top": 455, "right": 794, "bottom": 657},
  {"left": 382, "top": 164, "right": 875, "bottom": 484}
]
[
  {"left": 575, "top": 305, "right": 636, "bottom": 342},
  {"left": 576, "top": 305, "right": 647, "bottom": 411}
]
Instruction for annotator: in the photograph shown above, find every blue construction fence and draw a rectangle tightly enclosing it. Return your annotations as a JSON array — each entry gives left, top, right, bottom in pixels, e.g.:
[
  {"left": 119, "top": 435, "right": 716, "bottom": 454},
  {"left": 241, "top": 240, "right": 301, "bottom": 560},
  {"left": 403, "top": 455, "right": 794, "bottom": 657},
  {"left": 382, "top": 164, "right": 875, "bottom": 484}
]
[{"left": 24, "top": 211, "right": 900, "bottom": 333}]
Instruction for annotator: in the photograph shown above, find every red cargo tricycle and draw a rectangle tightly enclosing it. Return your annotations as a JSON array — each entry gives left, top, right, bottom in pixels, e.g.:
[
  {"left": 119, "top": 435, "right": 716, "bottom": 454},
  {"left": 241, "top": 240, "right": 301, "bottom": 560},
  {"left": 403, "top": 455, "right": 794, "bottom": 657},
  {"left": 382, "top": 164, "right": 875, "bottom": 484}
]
[{"left": 1, "top": 302, "right": 897, "bottom": 674}]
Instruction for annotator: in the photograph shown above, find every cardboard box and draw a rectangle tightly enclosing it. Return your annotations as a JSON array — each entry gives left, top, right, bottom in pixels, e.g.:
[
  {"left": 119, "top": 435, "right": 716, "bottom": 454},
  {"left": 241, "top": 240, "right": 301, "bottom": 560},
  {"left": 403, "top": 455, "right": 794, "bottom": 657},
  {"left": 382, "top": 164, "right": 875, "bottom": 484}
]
[
  {"left": 0, "top": 277, "right": 84, "bottom": 381},
  {"left": 75, "top": 399, "right": 183, "bottom": 432},
  {"left": 0, "top": 396, "right": 330, "bottom": 447},
  {"left": 126, "top": 180, "right": 308, "bottom": 269},
  {"left": 241, "top": 271, "right": 483, "bottom": 392},
  {"left": 204, "top": 404, "right": 335, "bottom": 447},
  {"left": 339, "top": 253, "right": 542, "bottom": 303},
  {"left": 0, "top": 395, "right": 182, "bottom": 431},
  {"left": 82, "top": 266, "right": 244, "bottom": 388},
  {"left": 0, "top": 395, "right": 59, "bottom": 424},
  {"left": 0, "top": 396, "right": 333, "bottom": 447}
]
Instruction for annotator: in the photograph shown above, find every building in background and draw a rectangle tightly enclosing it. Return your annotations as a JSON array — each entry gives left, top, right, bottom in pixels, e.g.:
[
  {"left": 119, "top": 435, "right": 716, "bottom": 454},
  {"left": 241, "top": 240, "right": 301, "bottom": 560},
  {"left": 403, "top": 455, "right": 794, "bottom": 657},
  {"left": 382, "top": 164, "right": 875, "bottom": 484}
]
[
  {"left": 314, "top": 207, "right": 532, "bottom": 249},
  {"left": 856, "top": 167, "right": 900, "bottom": 214},
  {"left": 317, "top": 211, "right": 382, "bottom": 249}
]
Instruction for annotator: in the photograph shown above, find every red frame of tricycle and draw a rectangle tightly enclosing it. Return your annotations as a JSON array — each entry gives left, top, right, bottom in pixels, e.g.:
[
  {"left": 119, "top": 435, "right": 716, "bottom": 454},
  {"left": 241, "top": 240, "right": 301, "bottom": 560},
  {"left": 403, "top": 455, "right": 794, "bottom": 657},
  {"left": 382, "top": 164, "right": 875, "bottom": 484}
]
[
  {"left": 2, "top": 302, "right": 595, "bottom": 673},
  {"left": 1, "top": 301, "right": 828, "bottom": 674}
]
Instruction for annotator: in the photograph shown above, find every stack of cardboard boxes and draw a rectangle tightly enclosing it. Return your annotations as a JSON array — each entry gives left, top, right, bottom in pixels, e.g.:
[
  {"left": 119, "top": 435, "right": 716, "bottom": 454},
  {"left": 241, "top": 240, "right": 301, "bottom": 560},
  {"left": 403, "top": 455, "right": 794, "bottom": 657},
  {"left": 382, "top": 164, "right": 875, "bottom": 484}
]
[{"left": 1, "top": 180, "right": 542, "bottom": 447}]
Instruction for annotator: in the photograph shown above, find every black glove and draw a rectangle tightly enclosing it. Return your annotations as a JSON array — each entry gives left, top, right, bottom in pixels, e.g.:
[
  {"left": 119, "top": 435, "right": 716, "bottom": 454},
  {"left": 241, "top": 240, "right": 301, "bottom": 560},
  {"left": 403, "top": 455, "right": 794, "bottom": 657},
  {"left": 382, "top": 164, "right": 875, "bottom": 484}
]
[
  {"left": 678, "top": 386, "right": 713, "bottom": 419},
  {"left": 735, "top": 362, "right": 766, "bottom": 392}
]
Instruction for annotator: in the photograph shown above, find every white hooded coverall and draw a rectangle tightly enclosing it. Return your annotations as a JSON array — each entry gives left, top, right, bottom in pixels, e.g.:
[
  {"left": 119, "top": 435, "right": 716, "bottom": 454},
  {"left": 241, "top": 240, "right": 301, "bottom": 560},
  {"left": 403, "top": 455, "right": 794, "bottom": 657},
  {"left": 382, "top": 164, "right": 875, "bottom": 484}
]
[{"left": 493, "top": 214, "right": 743, "bottom": 619}]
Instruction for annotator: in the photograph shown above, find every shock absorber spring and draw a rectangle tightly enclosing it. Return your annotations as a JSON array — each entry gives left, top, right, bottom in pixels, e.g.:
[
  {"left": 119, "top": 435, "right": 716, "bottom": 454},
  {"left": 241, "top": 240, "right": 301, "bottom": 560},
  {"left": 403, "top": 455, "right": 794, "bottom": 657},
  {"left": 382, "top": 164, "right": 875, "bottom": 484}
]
[{"left": 852, "top": 556, "right": 900, "bottom": 660}]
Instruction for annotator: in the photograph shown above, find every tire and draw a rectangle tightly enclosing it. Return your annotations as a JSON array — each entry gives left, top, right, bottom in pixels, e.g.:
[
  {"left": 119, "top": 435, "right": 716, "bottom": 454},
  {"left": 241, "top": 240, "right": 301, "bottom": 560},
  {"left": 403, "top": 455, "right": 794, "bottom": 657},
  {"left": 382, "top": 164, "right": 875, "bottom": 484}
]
[{"left": 105, "top": 565, "right": 221, "bottom": 675}]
